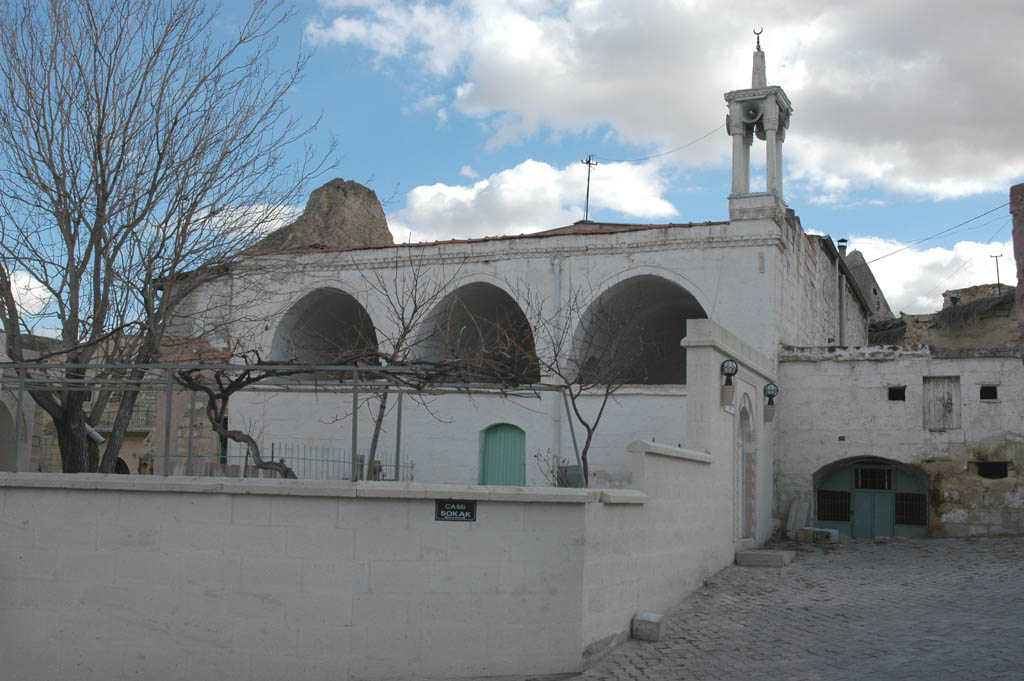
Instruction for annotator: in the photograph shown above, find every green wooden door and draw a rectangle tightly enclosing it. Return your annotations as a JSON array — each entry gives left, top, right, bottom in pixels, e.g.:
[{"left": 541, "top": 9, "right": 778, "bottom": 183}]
[
  {"left": 852, "top": 489, "right": 894, "bottom": 537},
  {"left": 851, "top": 465, "right": 894, "bottom": 537},
  {"left": 480, "top": 424, "right": 525, "bottom": 486}
]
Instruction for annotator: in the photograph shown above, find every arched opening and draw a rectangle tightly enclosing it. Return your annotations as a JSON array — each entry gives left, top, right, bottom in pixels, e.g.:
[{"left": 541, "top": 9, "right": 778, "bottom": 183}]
[
  {"left": 573, "top": 275, "right": 707, "bottom": 385},
  {"left": 736, "top": 397, "right": 756, "bottom": 539},
  {"left": 271, "top": 288, "right": 378, "bottom": 364},
  {"left": 0, "top": 403, "right": 15, "bottom": 472},
  {"left": 814, "top": 456, "right": 929, "bottom": 538},
  {"left": 419, "top": 282, "right": 539, "bottom": 384},
  {"left": 479, "top": 423, "right": 526, "bottom": 486}
]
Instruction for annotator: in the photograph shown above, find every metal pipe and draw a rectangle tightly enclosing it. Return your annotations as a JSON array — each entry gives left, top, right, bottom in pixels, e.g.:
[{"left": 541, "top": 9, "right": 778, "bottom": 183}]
[
  {"left": 13, "top": 367, "right": 24, "bottom": 470},
  {"left": 350, "top": 369, "right": 358, "bottom": 481},
  {"left": 394, "top": 391, "right": 403, "bottom": 481},
  {"left": 562, "top": 387, "right": 583, "bottom": 486},
  {"left": 186, "top": 389, "right": 197, "bottom": 475},
  {"left": 163, "top": 368, "right": 173, "bottom": 476}
]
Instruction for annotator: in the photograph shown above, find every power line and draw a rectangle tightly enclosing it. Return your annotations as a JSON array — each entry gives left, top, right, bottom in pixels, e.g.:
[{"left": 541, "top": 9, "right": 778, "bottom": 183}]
[
  {"left": 918, "top": 218, "right": 1011, "bottom": 298},
  {"left": 863, "top": 202, "right": 1010, "bottom": 267},
  {"left": 595, "top": 123, "right": 725, "bottom": 164}
]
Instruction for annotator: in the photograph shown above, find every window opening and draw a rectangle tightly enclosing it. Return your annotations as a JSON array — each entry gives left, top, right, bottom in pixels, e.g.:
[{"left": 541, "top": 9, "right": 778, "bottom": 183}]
[
  {"left": 855, "top": 467, "right": 891, "bottom": 490},
  {"left": 894, "top": 493, "right": 927, "bottom": 525},
  {"left": 976, "top": 461, "right": 1008, "bottom": 479},
  {"left": 979, "top": 385, "right": 998, "bottom": 400},
  {"left": 888, "top": 386, "right": 906, "bottom": 401},
  {"left": 816, "top": 489, "right": 851, "bottom": 522}
]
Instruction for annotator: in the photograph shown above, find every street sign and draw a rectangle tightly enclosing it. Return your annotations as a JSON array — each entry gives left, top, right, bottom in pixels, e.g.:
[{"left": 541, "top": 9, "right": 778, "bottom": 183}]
[{"left": 435, "top": 499, "right": 477, "bottom": 522}]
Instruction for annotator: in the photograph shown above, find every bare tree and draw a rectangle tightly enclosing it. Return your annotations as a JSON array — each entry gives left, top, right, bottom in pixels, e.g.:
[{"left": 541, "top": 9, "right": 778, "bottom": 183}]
[
  {"left": 173, "top": 352, "right": 302, "bottom": 479},
  {"left": 0, "top": 0, "right": 332, "bottom": 472},
  {"left": 518, "top": 282, "right": 655, "bottom": 486}
]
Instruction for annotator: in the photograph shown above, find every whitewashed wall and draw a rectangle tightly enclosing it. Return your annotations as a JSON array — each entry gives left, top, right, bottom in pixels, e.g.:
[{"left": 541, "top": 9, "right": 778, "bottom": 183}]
[
  {"left": 232, "top": 385, "right": 687, "bottom": 487},
  {"left": 0, "top": 440, "right": 742, "bottom": 681},
  {"left": 181, "top": 209, "right": 858, "bottom": 488},
  {"left": 776, "top": 347, "right": 1024, "bottom": 535},
  {"left": 0, "top": 476, "right": 589, "bottom": 681}
]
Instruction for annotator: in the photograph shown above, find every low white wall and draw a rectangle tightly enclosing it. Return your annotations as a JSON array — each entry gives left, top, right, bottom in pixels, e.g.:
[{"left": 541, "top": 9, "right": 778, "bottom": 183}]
[
  {"left": 0, "top": 475, "right": 589, "bottom": 681},
  {"left": 581, "top": 445, "right": 734, "bottom": 659},
  {"left": 0, "top": 444, "right": 741, "bottom": 681}
]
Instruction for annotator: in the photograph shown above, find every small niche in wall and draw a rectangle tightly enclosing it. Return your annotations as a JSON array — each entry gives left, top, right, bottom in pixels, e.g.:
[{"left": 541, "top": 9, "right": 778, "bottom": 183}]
[
  {"left": 976, "top": 461, "right": 1008, "bottom": 479},
  {"left": 979, "top": 385, "right": 998, "bottom": 400},
  {"left": 888, "top": 386, "right": 906, "bottom": 401}
]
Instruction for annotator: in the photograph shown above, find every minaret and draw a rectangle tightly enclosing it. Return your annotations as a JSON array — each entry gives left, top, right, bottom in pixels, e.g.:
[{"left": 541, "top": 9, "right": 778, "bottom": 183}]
[{"left": 724, "top": 32, "right": 793, "bottom": 221}]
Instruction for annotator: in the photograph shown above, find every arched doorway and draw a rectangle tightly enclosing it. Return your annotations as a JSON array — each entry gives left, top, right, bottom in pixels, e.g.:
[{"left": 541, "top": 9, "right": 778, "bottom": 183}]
[
  {"left": 736, "top": 397, "right": 756, "bottom": 539},
  {"left": 419, "top": 282, "right": 539, "bottom": 384},
  {"left": 573, "top": 275, "right": 707, "bottom": 384},
  {"left": 0, "top": 403, "right": 15, "bottom": 472},
  {"left": 814, "top": 457, "right": 929, "bottom": 538},
  {"left": 271, "top": 288, "right": 378, "bottom": 364},
  {"left": 479, "top": 423, "right": 526, "bottom": 486}
]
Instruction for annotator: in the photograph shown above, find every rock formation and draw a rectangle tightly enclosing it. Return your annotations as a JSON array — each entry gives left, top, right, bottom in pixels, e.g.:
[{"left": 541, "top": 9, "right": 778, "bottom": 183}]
[{"left": 256, "top": 178, "right": 394, "bottom": 252}]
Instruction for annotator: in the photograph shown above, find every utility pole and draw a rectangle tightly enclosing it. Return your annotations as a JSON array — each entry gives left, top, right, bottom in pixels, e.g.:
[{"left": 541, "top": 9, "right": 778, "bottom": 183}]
[
  {"left": 991, "top": 253, "right": 1003, "bottom": 293},
  {"left": 581, "top": 154, "right": 598, "bottom": 221}
]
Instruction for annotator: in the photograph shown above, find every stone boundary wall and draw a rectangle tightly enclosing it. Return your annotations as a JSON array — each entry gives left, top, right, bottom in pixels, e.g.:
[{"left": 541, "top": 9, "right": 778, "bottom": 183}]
[
  {"left": 0, "top": 475, "right": 592, "bottom": 681},
  {"left": 0, "top": 466, "right": 732, "bottom": 681},
  {"left": 580, "top": 444, "right": 734, "bottom": 661},
  {"left": 0, "top": 319, "right": 773, "bottom": 680},
  {"left": 0, "top": 442, "right": 740, "bottom": 681}
]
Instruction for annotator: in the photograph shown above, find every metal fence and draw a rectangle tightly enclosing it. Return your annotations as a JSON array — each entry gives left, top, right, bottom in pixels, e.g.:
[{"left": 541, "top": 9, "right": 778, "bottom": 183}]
[{"left": 144, "top": 441, "right": 415, "bottom": 481}]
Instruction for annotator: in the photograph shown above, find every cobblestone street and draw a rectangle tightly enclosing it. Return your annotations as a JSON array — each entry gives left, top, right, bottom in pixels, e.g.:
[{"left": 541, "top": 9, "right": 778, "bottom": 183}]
[{"left": 577, "top": 538, "right": 1024, "bottom": 681}]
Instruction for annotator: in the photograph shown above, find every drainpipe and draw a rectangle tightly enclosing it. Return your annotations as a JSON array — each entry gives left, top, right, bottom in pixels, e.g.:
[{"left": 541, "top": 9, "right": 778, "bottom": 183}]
[{"left": 838, "top": 273, "right": 847, "bottom": 346}]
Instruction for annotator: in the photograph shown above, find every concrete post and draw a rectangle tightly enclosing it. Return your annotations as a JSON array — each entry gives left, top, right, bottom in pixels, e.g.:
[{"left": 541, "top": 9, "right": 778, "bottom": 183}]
[
  {"left": 1011, "top": 183, "right": 1024, "bottom": 360},
  {"left": 765, "top": 128, "right": 778, "bottom": 196},
  {"left": 731, "top": 134, "right": 750, "bottom": 195}
]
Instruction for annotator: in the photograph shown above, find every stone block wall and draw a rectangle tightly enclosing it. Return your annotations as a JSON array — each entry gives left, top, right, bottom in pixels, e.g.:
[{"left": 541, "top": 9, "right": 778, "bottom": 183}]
[{"left": 776, "top": 347, "right": 1024, "bottom": 537}]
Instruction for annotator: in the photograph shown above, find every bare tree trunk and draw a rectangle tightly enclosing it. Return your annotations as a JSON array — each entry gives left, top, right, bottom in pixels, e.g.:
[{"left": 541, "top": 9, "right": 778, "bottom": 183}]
[
  {"left": 98, "top": 385, "right": 142, "bottom": 473},
  {"left": 54, "top": 409, "right": 90, "bottom": 473}
]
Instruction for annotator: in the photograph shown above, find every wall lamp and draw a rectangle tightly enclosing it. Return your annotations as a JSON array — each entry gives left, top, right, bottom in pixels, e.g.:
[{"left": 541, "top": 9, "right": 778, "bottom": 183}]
[
  {"left": 720, "top": 359, "right": 738, "bottom": 407},
  {"left": 763, "top": 382, "right": 779, "bottom": 422}
]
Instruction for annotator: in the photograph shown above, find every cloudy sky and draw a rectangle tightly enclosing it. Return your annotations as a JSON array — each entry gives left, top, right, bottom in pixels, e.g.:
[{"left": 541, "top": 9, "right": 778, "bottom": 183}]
[{"left": 252, "top": 0, "right": 1022, "bottom": 314}]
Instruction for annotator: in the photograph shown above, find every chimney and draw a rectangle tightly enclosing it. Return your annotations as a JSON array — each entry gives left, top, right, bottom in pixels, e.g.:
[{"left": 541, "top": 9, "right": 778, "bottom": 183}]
[{"left": 837, "top": 238, "right": 848, "bottom": 257}]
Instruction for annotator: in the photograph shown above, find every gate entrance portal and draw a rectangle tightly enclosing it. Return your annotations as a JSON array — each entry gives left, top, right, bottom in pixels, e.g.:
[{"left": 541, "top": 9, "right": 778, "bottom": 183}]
[{"left": 814, "top": 457, "right": 928, "bottom": 538}]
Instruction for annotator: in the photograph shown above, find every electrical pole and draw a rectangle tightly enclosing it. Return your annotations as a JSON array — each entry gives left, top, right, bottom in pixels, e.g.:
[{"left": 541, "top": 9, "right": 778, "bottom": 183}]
[
  {"left": 991, "top": 253, "right": 1003, "bottom": 293},
  {"left": 581, "top": 154, "right": 598, "bottom": 221}
]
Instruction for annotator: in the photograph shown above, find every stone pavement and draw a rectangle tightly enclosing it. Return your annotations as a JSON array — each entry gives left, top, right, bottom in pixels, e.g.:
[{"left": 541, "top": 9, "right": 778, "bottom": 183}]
[{"left": 576, "top": 538, "right": 1024, "bottom": 681}]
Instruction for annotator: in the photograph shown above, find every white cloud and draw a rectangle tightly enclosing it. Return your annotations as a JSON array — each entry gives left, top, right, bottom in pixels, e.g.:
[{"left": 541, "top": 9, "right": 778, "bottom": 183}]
[
  {"left": 387, "top": 158, "right": 677, "bottom": 241},
  {"left": 10, "top": 271, "right": 50, "bottom": 316},
  {"left": 309, "top": 0, "right": 1024, "bottom": 200},
  {"left": 459, "top": 165, "right": 479, "bottom": 179},
  {"left": 848, "top": 235, "right": 1015, "bottom": 315}
]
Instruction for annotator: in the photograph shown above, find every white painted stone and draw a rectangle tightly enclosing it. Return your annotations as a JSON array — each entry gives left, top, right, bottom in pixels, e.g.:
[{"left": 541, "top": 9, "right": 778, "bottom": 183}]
[
  {"left": 735, "top": 549, "right": 795, "bottom": 567},
  {"left": 631, "top": 611, "right": 665, "bottom": 641}
]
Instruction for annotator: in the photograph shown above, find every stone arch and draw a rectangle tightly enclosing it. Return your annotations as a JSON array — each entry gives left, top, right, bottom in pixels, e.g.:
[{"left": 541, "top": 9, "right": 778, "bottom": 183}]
[
  {"left": 589, "top": 265, "right": 713, "bottom": 318},
  {"left": 271, "top": 288, "right": 378, "bottom": 364},
  {"left": 813, "top": 456, "right": 929, "bottom": 538},
  {"left": 0, "top": 402, "right": 15, "bottom": 472},
  {"left": 736, "top": 393, "right": 756, "bottom": 539},
  {"left": 418, "top": 282, "right": 540, "bottom": 384},
  {"left": 573, "top": 274, "right": 708, "bottom": 384}
]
